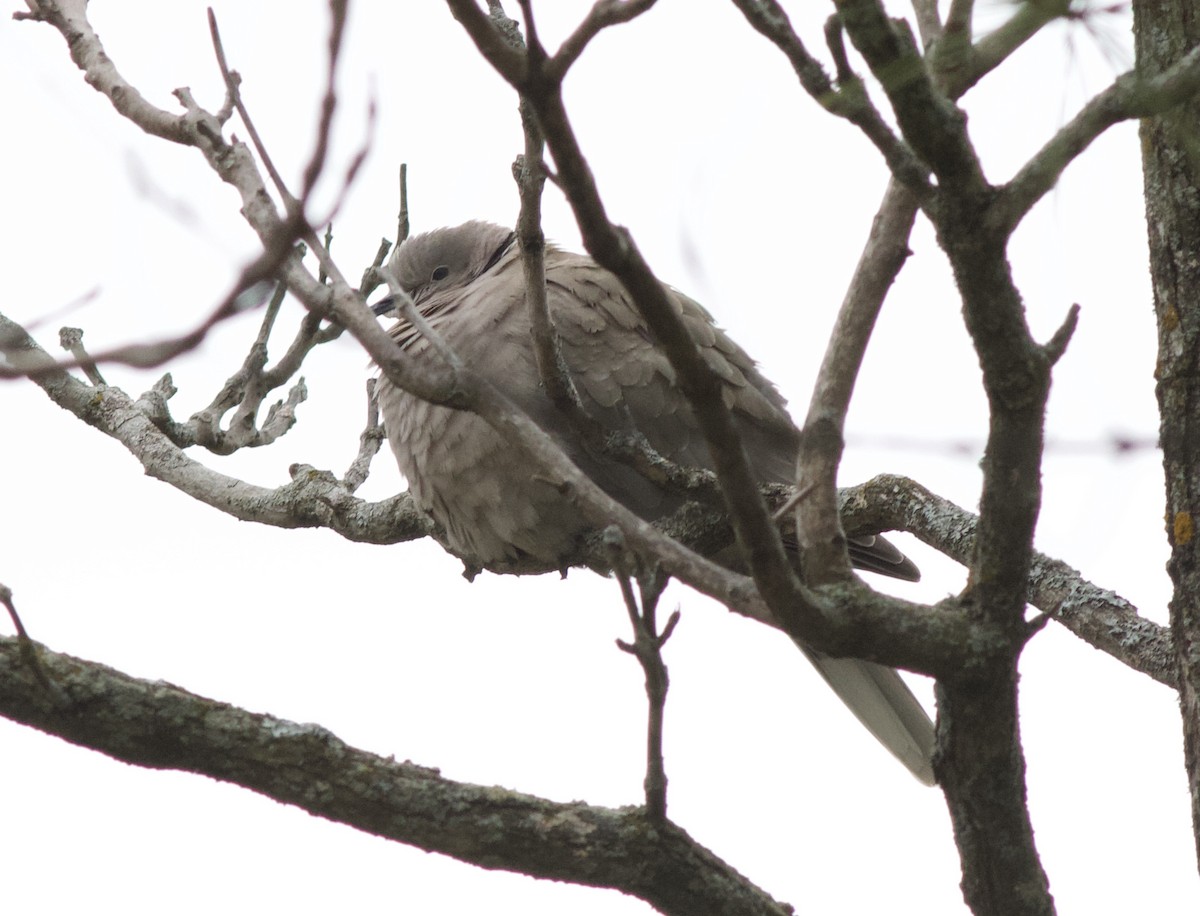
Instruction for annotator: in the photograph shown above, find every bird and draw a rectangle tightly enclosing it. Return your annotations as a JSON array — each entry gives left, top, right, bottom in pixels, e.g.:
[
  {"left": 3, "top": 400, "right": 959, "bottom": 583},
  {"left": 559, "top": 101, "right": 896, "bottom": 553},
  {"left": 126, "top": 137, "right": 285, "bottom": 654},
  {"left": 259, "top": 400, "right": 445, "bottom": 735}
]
[{"left": 373, "top": 220, "right": 935, "bottom": 785}]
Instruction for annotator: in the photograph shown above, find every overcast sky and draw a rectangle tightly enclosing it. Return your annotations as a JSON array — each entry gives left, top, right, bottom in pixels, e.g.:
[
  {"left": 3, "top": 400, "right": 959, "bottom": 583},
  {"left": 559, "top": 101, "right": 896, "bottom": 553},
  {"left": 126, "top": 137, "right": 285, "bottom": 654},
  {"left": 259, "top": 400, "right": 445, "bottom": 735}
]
[{"left": 2, "top": 2, "right": 1194, "bottom": 914}]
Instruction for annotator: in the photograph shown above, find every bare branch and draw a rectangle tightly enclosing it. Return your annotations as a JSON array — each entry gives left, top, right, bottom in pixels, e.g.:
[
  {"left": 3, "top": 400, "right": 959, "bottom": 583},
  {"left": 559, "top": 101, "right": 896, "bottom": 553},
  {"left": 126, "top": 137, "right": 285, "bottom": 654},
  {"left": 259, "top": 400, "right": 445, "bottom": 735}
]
[
  {"left": 0, "top": 634, "right": 793, "bottom": 916},
  {"left": 609, "top": 532, "right": 675, "bottom": 822},
  {"left": 795, "top": 179, "right": 919, "bottom": 585},
  {"left": 57, "top": 326, "right": 105, "bottom": 386},
  {"left": 550, "top": 0, "right": 660, "bottom": 81},
  {"left": 943, "top": 0, "right": 973, "bottom": 43},
  {"left": 1042, "top": 303, "right": 1081, "bottom": 365},
  {"left": 0, "top": 312, "right": 429, "bottom": 544},
  {"left": 343, "top": 379, "right": 386, "bottom": 493},
  {"left": 959, "top": 0, "right": 1069, "bottom": 95},
  {"left": 836, "top": 0, "right": 986, "bottom": 190},
  {"left": 731, "top": 0, "right": 933, "bottom": 197},
  {"left": 0, "top": 585, "right": 52, "bottom": 692},
  {"left": 0, "top": 226, "right": 294, "bottom": 379},
  {"left": 22, "top": 0, "right": 193, "bottom": 144},
  {"left": 911, "top": 0, "right": 942, "bottom": 47},
  {"left": 999, "top": 43, "right": 1200, "bottom": 232},
  {"left": 496, "top": 12, "right": 700, "bottom": 501},
  {"left": 501, "top": 6, "right": 591, "bottom": 428},
  {"left": 209, "top": 9, "right": 293, "bottom": 204},
  {"left": 841, "top": 475, "right": 1176, "bottom": 686},
  {"left": 299, "top": 0, "right": 349, "bottom": 199},
  {"left": 445, "top": 0, "right": 527, "bottom": 83},
  {"left": 397, "top": 162, "right": 410, "bottom": 247}
]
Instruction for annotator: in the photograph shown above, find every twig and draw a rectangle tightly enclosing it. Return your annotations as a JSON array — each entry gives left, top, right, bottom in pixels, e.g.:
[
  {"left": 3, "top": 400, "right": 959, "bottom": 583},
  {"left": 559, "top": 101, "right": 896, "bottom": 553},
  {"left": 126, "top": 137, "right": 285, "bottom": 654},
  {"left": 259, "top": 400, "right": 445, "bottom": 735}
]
[
  {"left": 504, "top": 4, "right": 583, "bottom": 420},
  {"left": 501, "top": 6, "right": 645, "bottom": 466},
  {"left": 343, "top": 378, "right": 386, "bottom": 493},
  {"left": 824, "top": 15, "right": 855, "bottom": 85},
  {"left": 0, "top": 310, "right": 432, "bottom": 546},
  {"left": 770, "top": 481, "right": 817, "bottom": 523},
  {"left": 0, "top": 227, "right": 293, "bottom": 379},
  {"left": 1042, "top": 303, "right": 1081, "bottom": 365},
  {"left": 397, "top": 162, "right": 410, "bottom": 247},
  {"left": 208, "top": 10, "right": 293, "bottom": 207},
  {"left": 608, "top": 532, "right": 677, "bottom": 821},
  {"left": 943, "top": 0, "right": 974, "bottom": 43},
  {"left": 57, "top": 326, "right": 106, "bottom": 386},
  {"left": 0, "top": 584, "right": 51, "bottom": 691},
  {"left": 299, "top": 0, "right": 349, "bottom": 200}
]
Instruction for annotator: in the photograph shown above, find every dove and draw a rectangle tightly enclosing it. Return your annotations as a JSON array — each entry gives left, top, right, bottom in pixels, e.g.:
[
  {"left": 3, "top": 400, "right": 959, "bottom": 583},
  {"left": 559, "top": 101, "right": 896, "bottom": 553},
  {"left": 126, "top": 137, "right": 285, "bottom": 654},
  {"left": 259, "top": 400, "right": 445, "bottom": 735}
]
[{"left": 374, "top": 221, "right": 935, "bottom": 784}]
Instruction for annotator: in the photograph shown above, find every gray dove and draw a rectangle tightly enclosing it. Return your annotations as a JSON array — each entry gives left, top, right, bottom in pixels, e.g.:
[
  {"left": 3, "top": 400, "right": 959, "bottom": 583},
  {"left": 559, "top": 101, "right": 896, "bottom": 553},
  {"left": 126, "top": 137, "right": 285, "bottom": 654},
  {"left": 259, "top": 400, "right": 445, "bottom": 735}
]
[{"left": 374, "top": 220, "right": 935, "bottom": 785}]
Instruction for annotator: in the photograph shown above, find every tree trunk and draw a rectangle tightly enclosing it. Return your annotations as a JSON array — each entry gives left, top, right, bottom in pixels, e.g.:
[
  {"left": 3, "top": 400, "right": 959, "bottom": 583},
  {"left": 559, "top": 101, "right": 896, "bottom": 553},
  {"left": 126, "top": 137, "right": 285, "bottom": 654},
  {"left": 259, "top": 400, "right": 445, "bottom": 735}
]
[{"left": 1134, "top": 0, "right": 1200, "bottom": 866}]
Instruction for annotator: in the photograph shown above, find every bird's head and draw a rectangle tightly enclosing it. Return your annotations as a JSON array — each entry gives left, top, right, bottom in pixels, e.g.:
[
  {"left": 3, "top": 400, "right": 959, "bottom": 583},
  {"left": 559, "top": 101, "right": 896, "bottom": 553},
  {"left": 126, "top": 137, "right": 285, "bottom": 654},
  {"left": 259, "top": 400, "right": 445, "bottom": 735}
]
[{"left": 385, "top": 221, "right": 516, "bottom": 308}]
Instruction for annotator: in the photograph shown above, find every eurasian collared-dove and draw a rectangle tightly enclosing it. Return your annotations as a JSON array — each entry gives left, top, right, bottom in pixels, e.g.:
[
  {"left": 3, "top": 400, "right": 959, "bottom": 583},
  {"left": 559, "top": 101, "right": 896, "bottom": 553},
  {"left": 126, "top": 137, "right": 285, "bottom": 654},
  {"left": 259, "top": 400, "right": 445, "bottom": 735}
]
[{"left": 374, "top": 220, "right": 935, "bottom": 785}]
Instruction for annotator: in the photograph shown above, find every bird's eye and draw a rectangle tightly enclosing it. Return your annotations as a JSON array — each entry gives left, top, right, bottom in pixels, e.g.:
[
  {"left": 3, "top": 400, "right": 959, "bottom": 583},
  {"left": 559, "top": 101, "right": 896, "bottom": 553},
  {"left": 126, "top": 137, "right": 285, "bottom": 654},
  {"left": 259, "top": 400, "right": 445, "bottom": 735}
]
[{"left": 431, "top": 265, "right": 450, "bottom": 282}]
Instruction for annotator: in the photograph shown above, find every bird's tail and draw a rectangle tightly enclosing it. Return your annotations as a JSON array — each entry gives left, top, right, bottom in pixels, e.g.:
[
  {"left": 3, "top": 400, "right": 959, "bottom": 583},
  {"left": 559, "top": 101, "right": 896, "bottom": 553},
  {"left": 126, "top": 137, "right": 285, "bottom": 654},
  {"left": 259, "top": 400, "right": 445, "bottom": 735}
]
[{"left": 797, "top": 646, "right": 936, "bottom": 785}]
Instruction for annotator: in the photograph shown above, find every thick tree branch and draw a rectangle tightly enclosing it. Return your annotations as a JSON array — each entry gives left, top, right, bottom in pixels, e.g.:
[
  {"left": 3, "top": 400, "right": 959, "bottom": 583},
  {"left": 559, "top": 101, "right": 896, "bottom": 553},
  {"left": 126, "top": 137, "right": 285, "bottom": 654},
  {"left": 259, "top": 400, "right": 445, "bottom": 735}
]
[
  {"left": 835, "top": 0, "right": 986, "bottom": 190},
  {"left": 0, "top": 635, "right": 791, "bottom": 916},
  {"left": 446, "top": 0, "right": 527, "bottom": 82},
  {"left": 821, "top": 4, "right": 1064, "bottom": 908},
  {"left": 843, "top": 475, "right": 1177, "bottom": 686}
]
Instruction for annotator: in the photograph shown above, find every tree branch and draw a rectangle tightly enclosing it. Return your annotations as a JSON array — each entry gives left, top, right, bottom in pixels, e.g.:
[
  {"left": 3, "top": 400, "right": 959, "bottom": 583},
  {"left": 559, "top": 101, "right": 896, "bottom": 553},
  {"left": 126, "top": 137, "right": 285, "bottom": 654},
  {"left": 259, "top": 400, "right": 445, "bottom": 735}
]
[
  {"left": 835, "top": 0, "right": 985, "bottom": 191},
  {"left": 550, "top": 0, "right": 660, "bottom": 81},
  {"left": 795, "top": 179, "right": 919, "bottom": 585},
  {"left": 843, "top": 475, "right": 1177, "bottom": 687},
  {"left": 999, "top": 42, "right": 1200, "bottom": 233},
  {"left": 611, "top": 558, "right": 677, "bottom": 822},
  {"left": 0, "top": 312, "right": 428, "bottom": 544},
  {"left": 956, "top": 0, "right": 1068, "bottom": 95},
  {"left": 730, "top": 0, "right": 933, "bottom": 197},
  {"left": 0, "top": 635, "right": 792, "bottom": 916}
]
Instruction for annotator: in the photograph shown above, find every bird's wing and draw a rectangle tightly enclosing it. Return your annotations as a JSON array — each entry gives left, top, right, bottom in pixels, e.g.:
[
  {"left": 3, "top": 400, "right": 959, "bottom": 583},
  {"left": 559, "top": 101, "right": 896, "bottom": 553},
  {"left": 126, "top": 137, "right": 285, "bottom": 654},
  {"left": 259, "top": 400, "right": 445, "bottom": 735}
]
[
  {"left": 544, "top": 252, "right": 800, "bottom": 483},
  {"left": 541, "top": 252, "right": 922, "bottom": 581}
]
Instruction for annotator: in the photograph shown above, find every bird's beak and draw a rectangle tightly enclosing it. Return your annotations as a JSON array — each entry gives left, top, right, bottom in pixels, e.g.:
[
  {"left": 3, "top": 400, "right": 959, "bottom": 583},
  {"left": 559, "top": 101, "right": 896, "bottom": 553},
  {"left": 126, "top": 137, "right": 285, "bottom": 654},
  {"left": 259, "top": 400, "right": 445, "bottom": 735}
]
[{"left": 371, "top": 296, "right": 397, "bottom": 318}]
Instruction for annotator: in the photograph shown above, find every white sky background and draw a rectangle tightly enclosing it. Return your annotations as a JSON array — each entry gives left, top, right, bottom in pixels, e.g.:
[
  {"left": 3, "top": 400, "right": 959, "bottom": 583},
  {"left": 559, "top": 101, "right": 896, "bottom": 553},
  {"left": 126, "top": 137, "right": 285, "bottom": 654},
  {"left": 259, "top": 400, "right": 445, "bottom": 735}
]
[{"left": 0, "top": 1, "right": 1192, "bottom": 913}]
